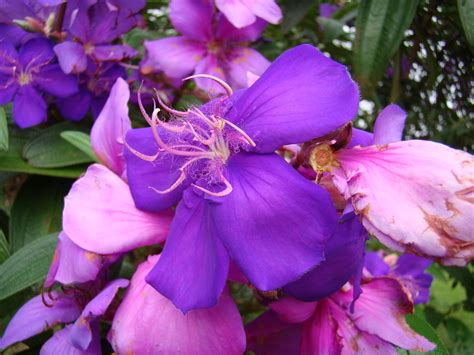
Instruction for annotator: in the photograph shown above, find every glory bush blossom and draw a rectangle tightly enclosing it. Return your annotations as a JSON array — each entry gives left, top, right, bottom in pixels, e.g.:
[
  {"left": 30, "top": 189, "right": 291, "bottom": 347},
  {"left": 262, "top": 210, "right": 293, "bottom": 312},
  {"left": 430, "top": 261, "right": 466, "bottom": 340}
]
[{"left": 144, "top": 0, "right": 271, "bottom": 93}]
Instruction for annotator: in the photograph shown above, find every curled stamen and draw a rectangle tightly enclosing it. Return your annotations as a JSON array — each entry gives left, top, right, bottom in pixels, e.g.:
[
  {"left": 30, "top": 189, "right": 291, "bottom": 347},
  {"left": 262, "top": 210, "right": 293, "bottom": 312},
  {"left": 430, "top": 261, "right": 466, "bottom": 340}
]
[
  {"left": 41, "top": 287, "right": 55, "bottom": 308},
  {"left": 186, "top": 122, "right": 216, "bottom": 146},
  {"left": 220, "top": 118, "right": 256, "bottom": 147},
  {"left": 192, "top": 107, "right": 219, "bottom": 128},
  {"left": 138, "top": 82, "right": 153, "bottom": 125},
  {"left": 191, "top": 174, "right": 233, "bottom": 197},
  {"left": 124, "top": 139, "right": 160, "bottom": 162},
  {"left": 154, "top": 89, "right": 188, "bottom": 117},
  {"left": 184, "top": 74, "right": 233, "bottom": 97}
]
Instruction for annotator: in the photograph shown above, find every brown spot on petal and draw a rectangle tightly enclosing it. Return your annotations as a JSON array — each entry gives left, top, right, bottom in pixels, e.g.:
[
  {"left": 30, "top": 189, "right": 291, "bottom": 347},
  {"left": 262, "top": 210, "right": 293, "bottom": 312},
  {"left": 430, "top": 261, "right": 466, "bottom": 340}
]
[
  {"left": 455, "top": 186, "right": 474, "bottom": 203},
  {"left": 445, "top": 199, "right": 461, "bottom": 216},
  {"left": 350, "top": 334, "right": 361, "bottom": 351},
  {"left": 85, "top": 251, "right": 99, "bottom": 262},
  {"left": 375, "top": 144, "right": 389, "bottom": 151}
]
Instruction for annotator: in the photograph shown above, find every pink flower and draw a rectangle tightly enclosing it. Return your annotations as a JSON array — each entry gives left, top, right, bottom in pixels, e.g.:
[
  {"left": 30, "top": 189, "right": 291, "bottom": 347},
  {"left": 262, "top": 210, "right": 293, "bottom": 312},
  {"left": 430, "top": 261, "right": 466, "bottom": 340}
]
[
  {"left": 247, "top": 277, "right": 435, "bottom": 354},
  {"left": 308, "top": 104, "right": 474, "bottom": 266},
  {"left": 109, "top": 254, "right": 246, "bottom": 354},
  {"left": 215, "top": 0, "right": 282, "bottom": 28}
]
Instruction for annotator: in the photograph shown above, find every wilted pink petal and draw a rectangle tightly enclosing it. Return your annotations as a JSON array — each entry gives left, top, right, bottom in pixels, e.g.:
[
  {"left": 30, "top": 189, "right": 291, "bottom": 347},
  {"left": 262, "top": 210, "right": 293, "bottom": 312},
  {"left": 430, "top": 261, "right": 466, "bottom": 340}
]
[
  {"left": 334, "top": 277, "right": 435, "bottom": 352},
  {"left": 110, "top": 255, "right": 246, "bottom": 354},
  {"left": 91, "top": 77, "right": 131, "bottom": 176},
  {"left": 336, "top": 140, "right": 474, "bottom": 265},
  {"left": 63, "top": 164, "right": 173, "bottom": 254}
]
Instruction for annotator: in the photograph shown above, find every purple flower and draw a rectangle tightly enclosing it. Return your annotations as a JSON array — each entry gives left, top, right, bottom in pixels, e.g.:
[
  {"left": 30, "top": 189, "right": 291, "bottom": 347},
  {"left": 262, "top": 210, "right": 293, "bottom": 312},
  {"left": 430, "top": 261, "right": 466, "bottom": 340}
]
[
  {"left": 246, "top": 277, "right": 435, "bottom": 354},
  {"left": 0, "top": 38, "right": 78, "bottom": 127},
  {"left": 56, "top": 62, "right": 126, "bottom": 120},
  {"left": 365, "top": 252, "right": 433, "bottom": 304},
  {"left": 215, "top": 0, "right": 282, "bottom": 28},
  {"left": 145, "top": 0, "right": 271, "bottom": 93},
  {"left": 319, "top": 3, "right": 339, "bottom": 19},
  {"left": 110, "top": 254, "right": 246, "bottom": 354},
  {"left": 0, "top": 278, "right": 129, "bottom": 353},
  {"left": 54, "top": 1, "right": 139, "bottom": 74},
  {"left": 115, "top": 44, "right": 360, "bottom": 313}
]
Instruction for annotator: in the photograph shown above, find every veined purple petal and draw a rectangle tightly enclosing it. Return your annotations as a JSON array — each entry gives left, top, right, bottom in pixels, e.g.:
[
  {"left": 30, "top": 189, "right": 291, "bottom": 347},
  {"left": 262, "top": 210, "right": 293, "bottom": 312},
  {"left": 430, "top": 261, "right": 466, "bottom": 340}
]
[
  {"left": 92, "top": 44, "right": 137, "bottom": 61},
  {"left": 63, "top": 164, "right": 173, "bottom": 254},
  {"left": 124, "top": 127, "right": 188, "bottom": 212},
  {"left": 146, "top": 190, "right": 229, "bottom": 313},
  {"left": 169, "top": 0, "right": 214, "bottom": 40},
  {"left": 0, "top": 82, "right": 18, "bottom": 105},
  {"left": 283, "top": 216, "right": 367, "bottom": 301},
  {"left": 0, "top": 293, "right": 80, "bottom": 350},
  {"left": 364, "top": 252, "right": 391, "bottom": 277},
  {"left": 12, "top": 85, "right": 47, "bottom": 128},
  {"left": 347, "top": 128, "right": 374, "bottom": 148},
  {"left": 230, "top": 44, "right": 359, "bottom": 153},
  {"left": 35, "top": 64, "right": 79, "bottom": 97},
  {"left": 69, "top": 6, "right": 90, "bottom": 42},
  {"left": 227, "top": 47, "right": 270, "bottom": 88},
  {"left": 212, "top": 152, "right": 338, "bottom": 291},
  {"left": 18, "top": 38, "right": 54, "bottom": 67},
  {"left": 373, "top": 104, "right": 407, "bottom": 145},
  {"left": 54, "top": 42, "right": 87, "bottom": 74},
  {"left": 41, "top": 324, "right": 101, "bottom": 355},
  {"left": 91, "top": 77, "right": 131, "bottom": 175},
  {"left": 110, "top": 255, "right": 245, "bottom": 354},
  {"left": 144, "top": 37, "right": 206, "bottom": 78},
  {"left": 0, "top": 40, "right": 18, "bottom": 61},
  {"left": 69, "top": 279, "right": 128, "bottom": 351}
]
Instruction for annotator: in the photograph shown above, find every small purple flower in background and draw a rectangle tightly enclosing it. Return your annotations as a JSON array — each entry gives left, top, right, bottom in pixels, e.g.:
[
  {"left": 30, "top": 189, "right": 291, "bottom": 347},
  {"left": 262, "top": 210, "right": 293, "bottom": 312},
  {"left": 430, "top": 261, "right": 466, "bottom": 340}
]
[
  {"left": 54, "top": 1, "right": 140, "bottom": 74},
  {"left": 215, "top": 0, "right": 282, "bottom": 28},
  {"left": 110, "top": 254, "right": 246, "bottom": 354},
  {"left": 0, "top": 278, "right": 128, "bottom": 354},
  {"left": 365, "top": 252, "right": 433, "bottom": 304},
  {"left": 0, "top": 37, "right": 78, "bottom": 127},
  {"left": 246, "top": 277, "right": 435, "bottom": 354},
  {"left": 56, "top": 62, "right": 126, "bottom": 120},
  {"left": 145, "top": 0, "right": 271, "bottom": 93},
  {"left": 319, "top": 2, "right": 339, "bottom": 19}
]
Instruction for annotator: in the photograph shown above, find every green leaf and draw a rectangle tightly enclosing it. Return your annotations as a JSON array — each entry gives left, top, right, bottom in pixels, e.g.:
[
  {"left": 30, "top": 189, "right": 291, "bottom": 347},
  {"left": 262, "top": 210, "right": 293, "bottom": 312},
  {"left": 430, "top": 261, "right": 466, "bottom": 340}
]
[
  {"left": 0, "top": 107, "right": 8, "bottom": 152},
  {"left": 23, "top": 122, "right": 94, "bottom": 168},
  {"left": 405, "top": 313, "right": 449, "bottom": 354},
  {"left": 60, "top": 131, "right": 99, "bottom": 162},
  {"left": 9, "top": 176, "right": 70, "bottom": 252},
  {"left": 0, "top": 126, "right": 86, "bottom": 178},
  {"left": 0, "top": 233, "right": 57, "bottom": 301},
  {"left": 353, "top": 0, "right": 419, "bottom": 96},
  {"left": 317, "top": 17, "right": 345, "bottom": 42},
  {"left": 458, "top": 0, "right": 474, "bottom": 48},
  {"left": 0, "top": 229, "right": 9, "bottom": 263}
]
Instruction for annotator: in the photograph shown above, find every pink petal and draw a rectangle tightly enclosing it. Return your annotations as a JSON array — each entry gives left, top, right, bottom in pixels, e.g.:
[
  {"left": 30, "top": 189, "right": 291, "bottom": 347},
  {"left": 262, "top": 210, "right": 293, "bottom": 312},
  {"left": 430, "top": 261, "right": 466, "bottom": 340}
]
[
  {"left": 241, "top": 0, "right": 283, "bottom": 25},
  {"left": 63, "top": 164, "right": 173, "bottom": 254},
  {"left": 194, "top": 55, "right": 227, "bottom": 94},
  {"left": 227, "top": 47, "right": 270, "bottom": 89},
  {"left": 110, "top": 255, "right": 246, "bottom": 354},
  {"left": 373, "top": 104, "right": 407, "bottom": 145},
  {"left": 144, "top": 37, "right": 205, "bottom": 78},
  {"left": 91, "top": 77, "right": 131, "bottom": 176},
  {"left": 169, "top": 0, "right": 214, "bottom": 40},
  {"left": 336, "top": 140, "right": 474, "bottom": 265},
  {"left": 329, "top": 299, "right": 396, "bottom": 355},
  {"left": 215, "top": 0, "right": 257, "bottom": 28},
  {"left": 335, "top": 277, "right": 435, "bottom": 352},
  {"left": 301, "top": 300, "right": 343, "bottom": 354},
  {"left": 269, "top": 297, "right": 317, "bottom": 324}
]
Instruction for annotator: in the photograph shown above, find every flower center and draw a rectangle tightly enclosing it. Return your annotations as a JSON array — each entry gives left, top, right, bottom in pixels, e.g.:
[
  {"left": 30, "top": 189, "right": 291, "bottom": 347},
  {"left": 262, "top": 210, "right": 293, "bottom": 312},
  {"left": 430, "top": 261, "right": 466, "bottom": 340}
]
[
  {"left": 309, "top": 144, "right": 338, "bottom": 172},
  {"left": 18, "top": 72, "right": 31, "bottom": 86},
  {"left": 127, "top": 75, "right": 255, "bottom": 197}
]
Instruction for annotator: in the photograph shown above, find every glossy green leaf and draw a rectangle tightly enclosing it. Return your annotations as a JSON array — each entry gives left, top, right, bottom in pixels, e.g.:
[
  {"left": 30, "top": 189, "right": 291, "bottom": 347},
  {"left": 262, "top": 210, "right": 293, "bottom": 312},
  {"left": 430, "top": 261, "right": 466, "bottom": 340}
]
[
  {"left": 0, "top": 107, "right": 8, "bottom": 152},
  {"left": 0, "top": 126, "right": 86, "bottom": 178},
  {"left": 23, "top": 122, "right": 94, "bottom": 168},
  {"left": 405, "top": 313, "right": 449, "bottom": 354},
  {"left": 353, "top": 0, "right": 419, "bottom": 96},
  {"left": 9, "top": 176, "right": 70, "bottom": 252},
  {"left": 458, "top": 0, "right": 474, "bottom": 47},
  {"left": 0, "top": 233, "right": 57, "bottom": 301},
  {"left": 0, "top": 229, "right": 9, "bottom": 263},
  {"left": 61, "top": 131, "right": 98, "bottom": 162}
]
